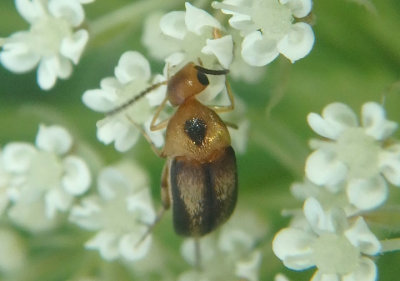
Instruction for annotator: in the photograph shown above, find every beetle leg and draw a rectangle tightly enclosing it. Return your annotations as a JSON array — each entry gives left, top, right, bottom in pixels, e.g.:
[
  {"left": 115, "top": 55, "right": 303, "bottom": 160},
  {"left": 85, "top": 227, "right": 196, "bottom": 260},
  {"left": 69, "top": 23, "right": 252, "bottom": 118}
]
[
  {"left": 208, "top": 79, "right": 235, "bottom": 113},
  {"left": 125, "top": 115, "right": 164, "bottom": 158},
  {"left": 150, "top": 96, "right": 170, "bottom": 131},
  {"left": 135, "top": 207, "right": 167, "bottom": 248},
  {"left": 161, "top": 160, "right": 171, "bottom": 209},
  {"left": 134, "top": 161, "right": 172, "bottom": 248}
]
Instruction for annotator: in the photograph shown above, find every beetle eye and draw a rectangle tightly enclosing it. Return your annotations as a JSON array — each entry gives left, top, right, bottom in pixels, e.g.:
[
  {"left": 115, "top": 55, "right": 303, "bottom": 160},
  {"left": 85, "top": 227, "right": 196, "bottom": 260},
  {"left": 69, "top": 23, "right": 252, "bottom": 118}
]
[{"left": 197, "top": 71, "right": 209, "bottom": 86}]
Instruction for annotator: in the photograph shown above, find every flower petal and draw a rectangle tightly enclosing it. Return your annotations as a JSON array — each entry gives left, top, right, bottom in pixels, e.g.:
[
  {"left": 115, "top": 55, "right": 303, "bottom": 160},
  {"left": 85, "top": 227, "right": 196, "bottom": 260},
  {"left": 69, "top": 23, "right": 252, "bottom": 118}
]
[
  {"left": 62, "top": 155, "right": 91, "bottom": 195},
  {"left": 82, "top": 88, "right": 117, "bottom": 112},
  {"left": 48, "top": 0, "right": 84, "bottom": 27},
  {"left": 96, "top": 119, "right": 140, "bottom": 152},
  {"left": 35, "top": 124, "right": 73, "bottom": 155},
  {"left": 310, "top": 271, "right": 339, "bottom": 281},
  {"left": 69, "top": 196, "right": 101, "bottom": 230},
  {"left": 160, "top": 11, "right": 187, "bottom": 40},
  {"left": 15, "top": 0, "right": 44, "bottom": 23},
  {"left": 60, "top": 29, "right": 89, "bottom": 64},
  {"left": 85, "top": 231, "right": 120, "bottom": 260},
  {"left": 344, "top": 217, "right": 380, "bottom": 255},
  {"left": 347, "top": 176, "right": 388, "bottom": 210},
  {"left": 44, "top": 188, "right": 72, "bottom": 218},
  {"left": 142, "top": 12, "right": 181, "bottom": 60},
  {"left": 0, "top": 32, "right": 40, "bottom": 73},
  {"left": 305, "top": 149, "right": 347, "bottom": 186},
  {"left": 235, "top": 251, "right": 262, "bottom": 281},
  {"left": 241, "top": 31, "right": 279, "bottom": 66},
  {"left": 228, "top": 14, "right": 255, "bottom": 32},
  {"left": 201, "top": 35, "right": 233, "bottom": 69},
  {"left": 114, "top": 51, "right": 150, "bottom": 84},
  {"left": 380, "top": 144, "right": 400, "bottom": 186},
  {"left": 308, "top": 103, "right": 358, "bottom": 139},
  {"left": 277, "top": 22, "right": 314, "bottom": 63},
  {"left": 144, "top": 119, "right": 165, "bottom": 148},
  {"left": 303, "top": 197, "right": 329, "bottom": 232},
  {"left": 282, "top": 0, "right": 313, "bottom": 18},
  {"left": 146, "top": 74, "right": 167, "bottom": 106},
  {"left": 342, "top": 257, "right": 377, "bottom": 281},
  {"left": 37, "top": 57, "right": 58, "bottom": 90},
  {"left": 361, "top": 102, "right": 397, "bottom": 140},
  {"left": 272, "top": 228, "right": 315, "bottom": 270},
  {"left": 184, "top": 2, "right": 221, "bottom": 35},
  {"left": 2, "top": 143, "right": 36, "bottom": 173}
]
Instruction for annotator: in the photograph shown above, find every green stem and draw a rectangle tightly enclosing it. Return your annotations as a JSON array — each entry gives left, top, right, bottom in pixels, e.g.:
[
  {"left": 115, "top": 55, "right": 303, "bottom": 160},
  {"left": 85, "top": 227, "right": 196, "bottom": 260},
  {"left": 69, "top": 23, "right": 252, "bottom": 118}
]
[
  {"left": 380, "top": 238, "right": 400, "bottom": 253},
  {"left": 88, "top": 0, "right": 184, "bottom": 39}
]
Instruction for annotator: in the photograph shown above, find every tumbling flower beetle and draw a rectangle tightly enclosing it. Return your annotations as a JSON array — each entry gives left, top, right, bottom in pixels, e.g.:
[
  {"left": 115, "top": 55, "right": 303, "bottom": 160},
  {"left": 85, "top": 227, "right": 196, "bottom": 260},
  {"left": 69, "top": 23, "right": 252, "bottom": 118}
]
[{"left": 107, "top": 62, "right": 237, "bottom": 238}]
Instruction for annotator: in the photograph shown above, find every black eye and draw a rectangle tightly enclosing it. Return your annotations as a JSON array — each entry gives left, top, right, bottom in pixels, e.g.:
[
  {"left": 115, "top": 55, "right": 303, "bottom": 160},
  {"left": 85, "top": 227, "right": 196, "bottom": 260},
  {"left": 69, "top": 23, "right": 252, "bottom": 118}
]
[{"left": 197, "top": 71, "right": 209, "bottom": 86}]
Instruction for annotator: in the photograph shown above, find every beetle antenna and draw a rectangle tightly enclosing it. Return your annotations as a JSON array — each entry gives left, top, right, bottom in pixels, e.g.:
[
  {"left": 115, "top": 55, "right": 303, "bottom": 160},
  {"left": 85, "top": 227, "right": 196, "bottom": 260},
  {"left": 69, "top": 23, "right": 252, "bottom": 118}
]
[
  {"left": 106, "top": 80, "right": 168, "bottom": 116},
  {"left": 194, "top": 65, "right": 229, "bottom": 76}
]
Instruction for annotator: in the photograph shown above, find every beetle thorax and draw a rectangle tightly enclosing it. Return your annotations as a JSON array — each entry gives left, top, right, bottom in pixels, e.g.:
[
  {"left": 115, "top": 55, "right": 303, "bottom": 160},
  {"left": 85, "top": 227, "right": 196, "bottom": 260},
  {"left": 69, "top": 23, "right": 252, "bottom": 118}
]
[{"left": 162, "top": 99, "right": 231, "bottom": 162}]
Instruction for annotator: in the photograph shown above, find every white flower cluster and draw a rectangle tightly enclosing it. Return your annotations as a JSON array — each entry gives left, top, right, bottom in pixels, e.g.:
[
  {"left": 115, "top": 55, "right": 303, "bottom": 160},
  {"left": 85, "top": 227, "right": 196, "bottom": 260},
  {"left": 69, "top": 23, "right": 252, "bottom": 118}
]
[
  {"left": 70, "top": 161, "right": 156, "bottom": 261},
  {"left": 1, "top": 124, "right": 91, "bottom": 232},
  {"left": 0, "top": 122, "right": 157, "bottom": 264},
  {"left": 273, "top": 101, "right": 400, "bottom": 281},
  {"left": 0, "top": 0, "right": 93, "bottom": 90},
  {"left": 212, "top": 0, "right": 314, "bottom": 66},
  {"left": 82, "top": 51, "right": 165, "bottom": 152}
]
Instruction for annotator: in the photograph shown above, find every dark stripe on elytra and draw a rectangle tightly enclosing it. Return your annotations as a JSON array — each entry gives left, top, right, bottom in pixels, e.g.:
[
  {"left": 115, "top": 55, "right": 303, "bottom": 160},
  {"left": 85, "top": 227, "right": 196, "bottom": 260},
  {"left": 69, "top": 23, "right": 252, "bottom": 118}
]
[
  {"left": 170, "top": 158, "right": 192, "bottom": 236},
  {"left": 170, "top": 159, "right": 216, "bottom": 236},
  {"left": 209, "top": 146, "right": 238, "bottom": 226}
]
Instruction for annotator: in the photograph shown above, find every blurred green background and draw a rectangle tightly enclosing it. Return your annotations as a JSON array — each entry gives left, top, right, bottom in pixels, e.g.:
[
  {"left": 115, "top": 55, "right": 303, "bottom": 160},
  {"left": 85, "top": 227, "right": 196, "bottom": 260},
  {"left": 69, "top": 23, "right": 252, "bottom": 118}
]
[{"left": 0, "top": 0, "right": 400, "bottom": 280}]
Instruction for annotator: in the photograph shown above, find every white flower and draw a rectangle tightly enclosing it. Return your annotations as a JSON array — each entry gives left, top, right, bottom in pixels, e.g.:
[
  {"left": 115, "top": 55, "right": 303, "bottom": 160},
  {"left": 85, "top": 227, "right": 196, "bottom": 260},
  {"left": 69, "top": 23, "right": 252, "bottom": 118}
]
[
  {"left": 228, "top": 29, "right": 266, "bottom": 83},
  {"left": 2, "top": 124, "right": 91, "bottom": 227},
  {"left": 305, "top": 102, "right": 400, "bottom": 210},
  {"left": 142, "top": 2, "right": 232, "bottom": 103},
  {"left": 82, "top": 51, "right": 165, "bottom": 152},
  {"left": 178, "top": 211, "right": 265, "bottom": 281},
  {"left": 290, "top": 179, "right": 358, "bottom": 216},
  {"left": 273, "top": 198, "right": 381, "bottom": 281},
  {"left": 69, "top": 161, "right": 156, "bottom": 262},
  {"left": 149, "top": 2, "right": 233, "bottom": 70},
  {"left": 0, "top": 0, "right": 92, "bottom": 90},
  {"left": 213, "top": 0, "right": 314, "bottom": 65}
]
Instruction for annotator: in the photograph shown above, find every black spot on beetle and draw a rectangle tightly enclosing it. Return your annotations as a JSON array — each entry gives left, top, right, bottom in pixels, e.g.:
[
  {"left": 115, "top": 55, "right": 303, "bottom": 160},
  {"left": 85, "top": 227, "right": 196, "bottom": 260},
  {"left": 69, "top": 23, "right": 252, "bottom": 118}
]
[{"left": 184, "top": 117, "right": 207, "bottom": 146}]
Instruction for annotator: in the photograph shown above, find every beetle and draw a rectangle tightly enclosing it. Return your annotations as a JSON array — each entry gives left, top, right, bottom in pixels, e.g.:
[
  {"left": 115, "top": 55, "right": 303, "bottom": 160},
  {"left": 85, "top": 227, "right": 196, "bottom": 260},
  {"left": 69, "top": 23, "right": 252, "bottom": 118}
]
[{"left": 107, "top": 62, "right": 238, "bottom": 238}]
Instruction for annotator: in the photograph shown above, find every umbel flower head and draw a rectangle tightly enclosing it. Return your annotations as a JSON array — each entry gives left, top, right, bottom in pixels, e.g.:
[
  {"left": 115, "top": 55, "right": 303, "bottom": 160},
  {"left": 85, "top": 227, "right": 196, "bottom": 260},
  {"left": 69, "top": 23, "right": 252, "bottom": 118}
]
[
  {"left": 144, "top": 2, "right": 233, "bottom": 69},
  {"left": 273, "top": 197, "right": 381, "bottom": 281},
  {"left": 213, "top": 0, "right": 314, "bottom": 66},
  {"left": 82, "top": 51, "right": 165, "bottom": 152},
  {"left": 69, "top": 161, "right": 156, "bottom": 262},
  {"left": 0, "top": 0, "right": 93, "bottom": 90},
  {"left": 305, "top": 102, "right": 400, "bottom": 210},
  {"left": 2, "top": 124, "right": 91, "bottom": 232}
]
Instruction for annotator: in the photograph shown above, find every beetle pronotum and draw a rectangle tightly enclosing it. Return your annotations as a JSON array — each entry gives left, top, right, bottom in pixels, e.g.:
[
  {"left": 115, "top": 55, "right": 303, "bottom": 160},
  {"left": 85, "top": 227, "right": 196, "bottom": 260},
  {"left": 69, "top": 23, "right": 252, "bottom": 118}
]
[{"left": 107, "top": 61, "right": 238, "bottom": 261}]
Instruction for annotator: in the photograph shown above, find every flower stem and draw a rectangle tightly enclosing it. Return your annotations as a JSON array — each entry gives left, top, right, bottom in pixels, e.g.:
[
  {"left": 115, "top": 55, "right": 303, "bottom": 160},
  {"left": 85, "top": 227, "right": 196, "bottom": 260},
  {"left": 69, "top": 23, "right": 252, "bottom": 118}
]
[
  {"left": 380, "top": 238, "right": 400, "bottom": 253},
  {"left": 88, "top": 0, "right": 184, "bottom": 39}
]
